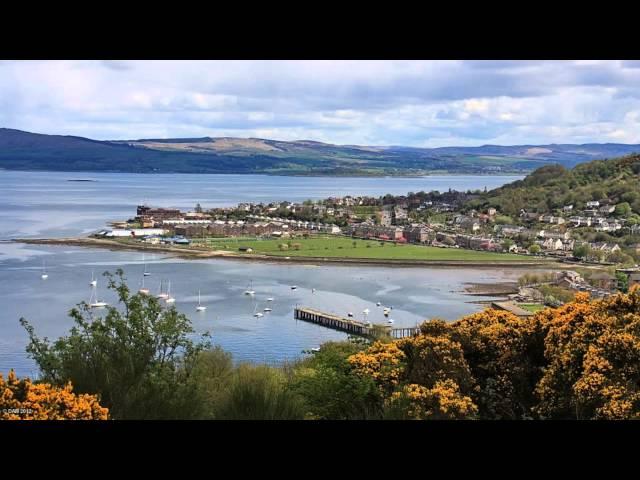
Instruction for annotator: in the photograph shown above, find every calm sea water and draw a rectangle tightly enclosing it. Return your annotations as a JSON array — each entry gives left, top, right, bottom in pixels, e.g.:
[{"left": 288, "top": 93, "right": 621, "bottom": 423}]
[{"left": 0, "top": 171, "right": 524, "bottom": 376}]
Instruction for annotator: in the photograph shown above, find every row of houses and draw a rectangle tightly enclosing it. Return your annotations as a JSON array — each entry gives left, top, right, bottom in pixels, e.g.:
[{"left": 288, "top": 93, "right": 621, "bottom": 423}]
[
  {"left": 346, "top": 223, "right": 432, "bottom": 243},
  {"left": 451, "top": 234, "right": 503, "bottom": 251},
  {"left": 246, "top": 215, "right": 341, "bottom": 233}
]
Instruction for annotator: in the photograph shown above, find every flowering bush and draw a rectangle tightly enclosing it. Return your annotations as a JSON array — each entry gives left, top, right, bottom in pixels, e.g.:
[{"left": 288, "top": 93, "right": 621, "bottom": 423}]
[
  {"left": 347, "top": 286, "right": 640, "bottom": 420},
  {"left": 387, "top": 381, "right": 477, "bottom": 420},
  {"left": 348, "top": 341, "right": 406, "bottom": 394},
  {"left": 1, "top": 370, "right": 108, "bottom": 420}
]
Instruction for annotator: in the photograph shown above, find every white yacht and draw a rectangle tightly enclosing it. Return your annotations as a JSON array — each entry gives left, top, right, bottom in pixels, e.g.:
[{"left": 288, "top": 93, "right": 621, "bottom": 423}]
[
  {"left": 387, "top": 318, "right": 395, "bottom": 324},
  {"left": 41, "top": 260, "right": 48, "bottom": 280},
  {"left": 89, "top": 270, "right": 97, "bottom": 287},
  {"left": 138, "top": 275, "right": 150, "bottom": 295},
  {"left": 362, "top": 308, "right": 370, "bottom": 315},
  {"left": 196, "top": 290, "right": 206, "bottom": 311},
  {"left": 290, "top": 285, "right": 297, "bottom": 290},
  {"left": 244, "top": 281, "right": 255, "bottom": 296},
  {"left": 266, "top": 297, "right": 274, "bottom": 302},
  {"left": 89, "top": 285, "right": 108, "bottom": 308},
  {"left": 143, "top": 253, "right": 151, "bottom": 276},
  {"left": 156, "top": 280, "right": 169, "bottom": 300},
  {"left": 164, "top": 281, "right": 175, "bottom": 304},
  {"left": 263, "top": 307, "right": 272, "bottom": 312},
  {"left": 254, "top": 312, "right": 264, "bottom": 318}
]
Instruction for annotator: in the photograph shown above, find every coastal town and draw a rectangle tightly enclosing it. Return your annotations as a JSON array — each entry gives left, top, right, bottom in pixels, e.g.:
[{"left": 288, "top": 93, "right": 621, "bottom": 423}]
[
  {"left": 88, "top": 189, "right": 640, "bottom": 309},
  {"left": 99, "top": 190, "right": 640, "bottom": 264}
]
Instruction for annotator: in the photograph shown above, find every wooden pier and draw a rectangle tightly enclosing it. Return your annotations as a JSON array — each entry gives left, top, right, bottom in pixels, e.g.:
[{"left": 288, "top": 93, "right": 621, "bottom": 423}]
[{"left": 294, "top": 307, "right": 420, "bottom": 339}]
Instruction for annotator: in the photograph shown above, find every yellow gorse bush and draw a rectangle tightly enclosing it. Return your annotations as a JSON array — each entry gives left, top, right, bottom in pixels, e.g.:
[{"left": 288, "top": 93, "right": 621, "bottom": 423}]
[
  {"left": 348, "top": 286, "right": 640, "bottom": 420},
  {"left": 1, "top": 370, "right": 108, "bottom": 420}
]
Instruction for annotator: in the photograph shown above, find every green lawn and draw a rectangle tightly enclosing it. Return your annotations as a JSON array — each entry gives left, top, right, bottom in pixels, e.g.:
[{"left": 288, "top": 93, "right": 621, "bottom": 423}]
[
  {"left": 519, "top": 303, "right": 546, "bottom": 313},
  {"left": 190, "top": 236, "right": 538, "bottom": 262}
]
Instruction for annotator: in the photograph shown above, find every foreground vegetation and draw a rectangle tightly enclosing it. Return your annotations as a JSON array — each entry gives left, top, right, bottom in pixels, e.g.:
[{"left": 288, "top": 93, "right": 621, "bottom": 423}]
[
  {"left": 191, "top": 236, "right": 532, "bottom": 262},
  {"left": 11, "top": 271, "right": 640, "bottom": 420}
]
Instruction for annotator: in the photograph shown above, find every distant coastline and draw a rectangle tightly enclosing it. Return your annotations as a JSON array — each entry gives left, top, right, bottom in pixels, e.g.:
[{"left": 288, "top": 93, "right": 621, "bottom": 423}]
[{"left": 0, "top": 168, "right": 528, "bottom": 178}]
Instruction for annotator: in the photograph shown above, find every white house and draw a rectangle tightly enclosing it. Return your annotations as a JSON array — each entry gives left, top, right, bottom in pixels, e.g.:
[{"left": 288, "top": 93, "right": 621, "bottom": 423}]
[
  {"left": 599, "top": 205, "right": 616, "bottom": 214},
  {"left": 542, "top": 238, "right": 564, "bottom": 250},
  {"left": 103, "top": 228, "right": 166, "bottom": 237}
]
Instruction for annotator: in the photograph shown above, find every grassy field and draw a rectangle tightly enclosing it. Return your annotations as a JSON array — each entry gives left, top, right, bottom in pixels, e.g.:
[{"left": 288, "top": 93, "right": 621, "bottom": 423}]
[
  {"left": 189, "top": 236, "right": 537, "bottom": 262},
  {"left": 520, "top": 303, "right": 546, "bottom": 313}
]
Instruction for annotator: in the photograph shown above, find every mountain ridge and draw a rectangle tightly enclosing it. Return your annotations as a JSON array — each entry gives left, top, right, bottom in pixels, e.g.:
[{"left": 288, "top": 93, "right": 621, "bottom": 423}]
[{"left": 1, "top": 128, "right": 639, "bottom": 176}]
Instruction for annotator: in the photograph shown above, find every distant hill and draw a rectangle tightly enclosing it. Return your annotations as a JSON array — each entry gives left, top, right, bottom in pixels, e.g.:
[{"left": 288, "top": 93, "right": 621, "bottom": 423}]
[
  {"left": 1, "top": 128, "right": 639, "bottom": 175},
  {"left": 467, "top": 154, "right": 640, "bottom": 218}
]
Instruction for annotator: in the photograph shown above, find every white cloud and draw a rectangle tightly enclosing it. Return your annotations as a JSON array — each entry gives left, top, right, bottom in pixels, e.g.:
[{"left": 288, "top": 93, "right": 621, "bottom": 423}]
[{"left": 1, "top": 60, "right": 639, "bottom": 146}]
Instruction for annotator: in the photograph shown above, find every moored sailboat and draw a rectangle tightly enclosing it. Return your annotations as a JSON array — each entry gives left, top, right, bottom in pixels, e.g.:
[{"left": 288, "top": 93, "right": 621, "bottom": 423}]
[
  {"left": 156, "top": 280, "right": 169, "bottom": 300},
  {"left": 138, "top": 275, "right": 150, "bottom": 295},
  {"left": 143, "top": 253, "right": 151, "bottom": 276},
  {"left": 196, "top": 290, "right": 206, "bottom": 311},
  {"left": 89, "top": 284, "right": 108, "bottom": 308},
  {"left": 165, "top": 280, "right": 175, "bottom": 303}
]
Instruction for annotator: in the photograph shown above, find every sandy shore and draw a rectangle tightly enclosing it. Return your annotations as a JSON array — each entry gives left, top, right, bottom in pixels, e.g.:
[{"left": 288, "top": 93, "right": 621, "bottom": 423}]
[{"left": 14, "top": 237, "right": 561, "bottom": 269}]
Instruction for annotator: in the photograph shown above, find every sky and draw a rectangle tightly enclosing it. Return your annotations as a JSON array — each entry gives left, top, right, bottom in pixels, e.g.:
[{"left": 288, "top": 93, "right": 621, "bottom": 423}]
[{"left": 1, "top": 60, "right": 640, "bottom": 147}]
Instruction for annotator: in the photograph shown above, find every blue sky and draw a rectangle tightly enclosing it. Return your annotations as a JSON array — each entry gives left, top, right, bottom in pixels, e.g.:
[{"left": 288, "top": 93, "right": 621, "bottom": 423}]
[{"left": 1, "top": 60, "right": 640, "bottom": 147}]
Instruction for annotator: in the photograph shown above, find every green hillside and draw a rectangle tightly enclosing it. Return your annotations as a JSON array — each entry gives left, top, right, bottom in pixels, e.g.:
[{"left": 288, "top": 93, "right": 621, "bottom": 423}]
[
  {"left": 1, "top": 128, "right": 640, "bottom": 175},
  {"left": 466, "top": 154, "right": 640, "bottom": 219}
]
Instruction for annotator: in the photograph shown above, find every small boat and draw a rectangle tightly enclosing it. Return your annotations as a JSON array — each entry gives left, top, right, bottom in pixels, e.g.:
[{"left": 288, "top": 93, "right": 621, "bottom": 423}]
[
  {"left": 244, "top": 281, "right": 255, "bottom": 295},
  {"left": 387, "top": 318, "right": 394, "bottom": 324},
  {"left": 254, "top": 312, "right": 264, "bottom": 318},
  {"left": 312, "top": 288, "right": 316, "bottom": 293},
  {"left": 311, "top": 347, "right": 321, "bottom": 353},
  {"left": 376, "top": 302, "right": 381, "bottom": 306},
  {"left": 347, "top": 312, "right": 354, "bottom": 318},
  {"left": 263, "top": 307, "right": 272, "bottom": 312},
  {"left": 266, "top": 297, "right": 274, "bottom": 302},
  {"left": 41, "top": 260, "right": 48, "bottom": 280},
  {"left": 196, "top": 290, "right": 206, "bottom": 311},
  {"left": 89, "top": 270, "right": 97, "bottom": 287},
  {"left": 156, "top": 280, "right": 169, "bottom": 300},
  {"left": 290, "top": 285, "right": 297, "bottom": 290},
  {"left": 138, "top": 274, "right": 150, "bottom": 295},
  {"left": 383, "top": 307, "right": 391, "bottom": 317},
  {"left": 143, "top": 253, "right": 151, "bottom": 276},
  {"left": 164, "top": 281, "right": 175, "bottom": 304},
  {"left": 89, "top": 285, "right": 108, "bottom": 308},
  {"left": 362, "top": 308, "right": 370, "bottom": 315}
]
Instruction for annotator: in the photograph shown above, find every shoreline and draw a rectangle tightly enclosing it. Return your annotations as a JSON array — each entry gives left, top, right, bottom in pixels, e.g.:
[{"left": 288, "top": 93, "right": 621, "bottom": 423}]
[
  {"left": 0, "top": 169, "right": 527, "bottom": 178},
  {"left": 14, "top": 237, "right": 561, "bottom": 269}
]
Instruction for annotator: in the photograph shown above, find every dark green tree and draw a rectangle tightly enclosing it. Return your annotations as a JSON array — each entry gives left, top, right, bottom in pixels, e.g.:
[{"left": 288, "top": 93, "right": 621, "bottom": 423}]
[{"left": 20, "top": 269, "right": 211, "bottom": 419}]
